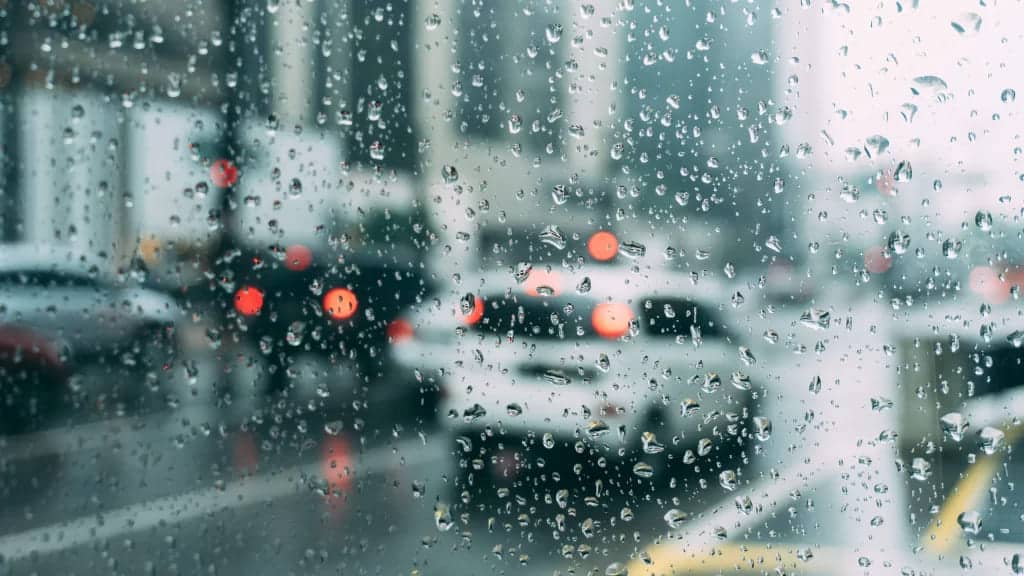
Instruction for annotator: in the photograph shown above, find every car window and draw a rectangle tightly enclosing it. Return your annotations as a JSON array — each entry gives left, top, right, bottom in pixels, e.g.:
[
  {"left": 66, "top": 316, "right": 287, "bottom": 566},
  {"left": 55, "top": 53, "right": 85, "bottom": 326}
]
[
  {"left": 639, "top": 297, "right": 726, "bottom": 339},
  {"left": 470, "top": 295, "right": 595, "bottom": 339}
]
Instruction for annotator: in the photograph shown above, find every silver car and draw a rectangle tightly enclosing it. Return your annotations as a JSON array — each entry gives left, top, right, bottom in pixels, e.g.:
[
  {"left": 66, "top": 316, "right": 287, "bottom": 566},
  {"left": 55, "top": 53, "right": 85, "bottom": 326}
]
[{"left": 0, "top": 246, "right": 181, "bottom": 433}]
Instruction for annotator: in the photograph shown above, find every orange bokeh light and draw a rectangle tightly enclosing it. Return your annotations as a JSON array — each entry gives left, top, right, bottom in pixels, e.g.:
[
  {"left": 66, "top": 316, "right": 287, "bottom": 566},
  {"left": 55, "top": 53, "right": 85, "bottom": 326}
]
[
  {"left": 588, "top": 231, "right": 619, "bottom": 261},
  {"left": 234, "top": 286, "right": 265, "bottom": 316},
  {"left": 284, "top": 244, "right": 313, "bottom": 271},
  {"left": 323, "top": 288, "right": 359, "bottom": 320},
  {"left": 462, "top": 295, "right": 484, "bottom": 325},
  {"left": 592, "top": 302, "right": 634, "bottom": 339}
]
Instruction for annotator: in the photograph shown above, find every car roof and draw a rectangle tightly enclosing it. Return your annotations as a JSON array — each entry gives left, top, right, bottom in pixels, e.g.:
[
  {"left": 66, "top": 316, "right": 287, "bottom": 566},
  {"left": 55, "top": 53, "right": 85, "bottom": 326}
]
[
  {"left": 447, "top": 266, "right": 730, "bottom": 304},
  {"left": 0, "top": 244, "right": 106, "bottom": 278}
]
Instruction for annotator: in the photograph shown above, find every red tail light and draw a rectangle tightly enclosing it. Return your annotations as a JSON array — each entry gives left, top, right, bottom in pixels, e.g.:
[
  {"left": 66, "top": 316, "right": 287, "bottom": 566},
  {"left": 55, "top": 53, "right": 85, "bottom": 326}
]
[
  {"left": 209, "top": 158, "right": 239, "bottom": 188},
  {"left": 587, "top": 230, "right": 619, "bottom": 261},
  {"left": 323, "top": 287, "right": 358, "bottom": 320},
  {"left": 234, "top": 286, "right": 265, "bottom": 316},
  {"left": 592, "top": 302, "right": 634, "bottom": 339},
  {"left": 387, "top": 319, "right": 415, "bottom": 343}
]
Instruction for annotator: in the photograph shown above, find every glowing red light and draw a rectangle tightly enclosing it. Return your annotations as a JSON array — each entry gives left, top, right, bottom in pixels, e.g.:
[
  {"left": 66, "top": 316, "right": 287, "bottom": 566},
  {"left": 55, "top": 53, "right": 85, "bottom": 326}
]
[
  {"left": 588, "top": 231, "right": 619, "bottom": 261},
  {"left": 592, "top": 302, "right": 634, "bottom": 339},
  {"left": 387, "top": 319, "right": 415, "bottom": 343},
  {"left": 323, "top": 287, "right": 358, "bottom": 320},
  {"left": 863, "top": 246, "right": 893, "bottom": 274},
  {"left": 284, "top": 244, "right": 312, "bottom": 271},
  {"left": 210, "top": 159, "right": 239, "bottom": 188},
  {"left": 234, "top": 286, "right": 264, "bottom": 316},
  {"left": 462, "top": 296, "right": 484, "bottom": 325}
]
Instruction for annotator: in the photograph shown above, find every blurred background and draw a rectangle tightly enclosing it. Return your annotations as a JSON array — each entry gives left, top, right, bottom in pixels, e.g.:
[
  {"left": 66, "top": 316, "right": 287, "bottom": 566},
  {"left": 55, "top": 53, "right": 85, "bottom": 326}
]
[{"left": 1, "top": 1, "right": 1023, "bottom": 574}]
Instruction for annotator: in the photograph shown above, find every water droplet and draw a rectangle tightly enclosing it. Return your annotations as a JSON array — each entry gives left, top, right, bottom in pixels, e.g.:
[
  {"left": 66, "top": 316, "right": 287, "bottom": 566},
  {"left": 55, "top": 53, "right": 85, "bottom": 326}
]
[
  {"left": 434, "top": 503, "right": 453, "bottom": 531},
  {"left": 619, "top": 240, "right": 646, "bottom": 259},
  {"left": 514, "top": 262, "right": 533, "bottom": 284},
  {"left": 723, "top": 261, "right": 736, "bottom": 278},
  {"left": 462, "top": 403, "right": 487, "bottom": 423},
  {"left": 586, "top": 419, "right": 610, "bottom": 438},
  {"left": 701, "top": 372, "right": 722, "bottom": 393},
  {"left": 719, "top": 469, "right": 738, "bottom": 491},
  {"left": 887, "top": 230, "right": 911, "bottom": 255},
  {"left": 730, "top": 371, "right": 752, "bottom": 390},
  {"left": 632, "top": 461, "right": 654, "bottom": 478},
  {"left": 424, "top": 13, "right": 442, "bottom": 30},
  {"left": 800, "top": 309, "right": 831, "bottom": 331},
  {"left": 894, "top": 160, "right": 913, "bottom": 182},
  {"left": 542, "top": 432, "right": 555, "bottom": 449},
  {"left": 975, "top": 210, "right": 993, "bottom": 231},
  {"left": 765, "top": 235, "right": 783, "bottom": 253},
  {"left": 1002, "top": 88, "right": 1017, "bottom": 103},
  {"left": 1007, "top": 330, "right": 1024, "bottom": 348},
  {"left": 663, "top": 508, "right": 688, "bottom": 529},
  {"left": 913, "top": 75, "right": 948, "bottom": 92},
  {"left": 508, "top": 114, "right": 523, "bottom": 134},
  {"left": 605, "top": 562, "right": 628, "bottom": 576},
  {"left": 411, "top": 480, "right": 426, "bottom": 498},
  {"left": 545, "top": 24, "right": 563, "bottom": 44},
  {"left": 539, "top": 225, "right": 566, "bottom": 249},
  {"left": 942, "top": 238, "right": 962, "bottom": 259},
  {"left": 979, "top": 426, "right": 1005, "bottom": 455},
  {"left": 864, "top": 135, "right": 890, "bottom": 158},
  {"left": 641, "top": 432, "right": 664, "bottom": 454},
  {"left": 940, "top": 412, "right": 969, "bottom": 442},
  {"left": 506, "top": 403, "right": 523, "bottom": 416},
  {"left": 441, "top": 164, "right": 459, "bottom": 184},
  {"left": 911, "top": 457, "right": 932, "bottom": 481},
  {"left": 950, "top": 12, "right": 982, "bottom": 36},
  {"left": 368, "top": 141, "right": 385, "bottom": 161},
  {"left": 551, "top": 184, "right": 569, "bottom": 205},
  {"left": 957, "top": 510, "right": 982, "bottom": 535},
  {"left": 753, "top": 416, "right": 772, "bottom": 441}
]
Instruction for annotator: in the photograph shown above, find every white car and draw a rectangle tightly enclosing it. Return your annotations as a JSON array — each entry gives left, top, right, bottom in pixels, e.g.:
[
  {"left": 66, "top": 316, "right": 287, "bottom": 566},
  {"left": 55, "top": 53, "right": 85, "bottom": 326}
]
[{"left": 393, "top": 265, "right": 763, "bottom": 487}]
